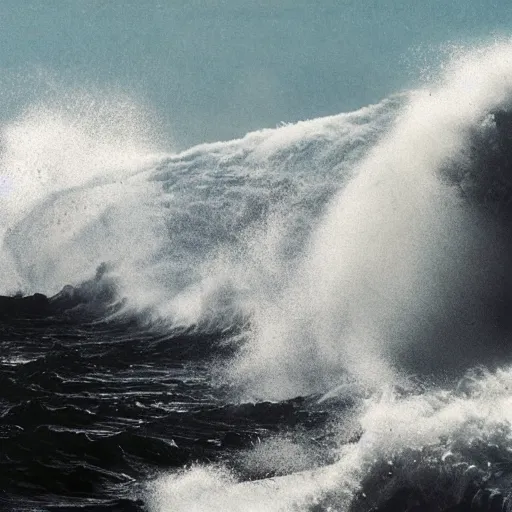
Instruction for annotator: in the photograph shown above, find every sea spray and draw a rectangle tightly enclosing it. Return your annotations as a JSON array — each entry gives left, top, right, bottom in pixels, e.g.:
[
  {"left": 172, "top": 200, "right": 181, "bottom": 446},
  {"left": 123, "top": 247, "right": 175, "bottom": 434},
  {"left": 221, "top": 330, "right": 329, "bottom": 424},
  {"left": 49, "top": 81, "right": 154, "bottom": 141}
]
[
  {"left": 1, "top": 90, "right": 398, "bottom": 320},
  {"left": 232, "top": 41, "right": 512, "bottom": 400}
]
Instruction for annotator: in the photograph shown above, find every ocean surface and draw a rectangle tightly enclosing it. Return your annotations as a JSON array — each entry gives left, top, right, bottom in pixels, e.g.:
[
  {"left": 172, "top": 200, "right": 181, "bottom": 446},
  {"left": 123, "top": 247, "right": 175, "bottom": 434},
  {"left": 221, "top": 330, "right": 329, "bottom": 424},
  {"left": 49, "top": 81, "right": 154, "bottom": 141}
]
[{"left": 5, "top": 41, "right": 512, "bottom": 511}]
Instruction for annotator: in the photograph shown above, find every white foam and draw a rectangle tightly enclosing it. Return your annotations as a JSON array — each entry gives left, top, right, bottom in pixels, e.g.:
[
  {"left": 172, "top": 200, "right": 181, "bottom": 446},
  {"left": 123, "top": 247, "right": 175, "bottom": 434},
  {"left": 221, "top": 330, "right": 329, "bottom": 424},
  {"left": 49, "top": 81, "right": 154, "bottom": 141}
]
[
  {"left": 146, "top": 367, "right": 512, "bottom": 511},
  {"left": 231, "top": 40, "right": 512, "bottom": 399},
  {"left": 0, "top": 84, "right": 396, "bottom": 313},
  {"left": 0, "top": 89, "right": 166, "bottom": 295}
]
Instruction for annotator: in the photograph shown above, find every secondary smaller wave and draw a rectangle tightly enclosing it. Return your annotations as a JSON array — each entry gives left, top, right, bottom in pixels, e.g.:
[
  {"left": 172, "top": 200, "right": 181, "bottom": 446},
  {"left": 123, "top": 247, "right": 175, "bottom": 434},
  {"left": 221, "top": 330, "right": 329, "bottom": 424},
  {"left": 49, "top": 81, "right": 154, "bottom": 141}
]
[{"left": 146, "top": 367, "right": 512, "bottom": 512}]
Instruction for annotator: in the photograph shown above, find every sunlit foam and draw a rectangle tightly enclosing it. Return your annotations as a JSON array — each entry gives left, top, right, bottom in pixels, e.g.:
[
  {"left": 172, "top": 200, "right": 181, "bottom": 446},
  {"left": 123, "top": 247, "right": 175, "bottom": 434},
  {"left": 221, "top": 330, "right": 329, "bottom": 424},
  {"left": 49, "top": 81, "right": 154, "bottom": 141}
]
[{"left": 230, "top": 40, "right": 512, "bottom": 400}]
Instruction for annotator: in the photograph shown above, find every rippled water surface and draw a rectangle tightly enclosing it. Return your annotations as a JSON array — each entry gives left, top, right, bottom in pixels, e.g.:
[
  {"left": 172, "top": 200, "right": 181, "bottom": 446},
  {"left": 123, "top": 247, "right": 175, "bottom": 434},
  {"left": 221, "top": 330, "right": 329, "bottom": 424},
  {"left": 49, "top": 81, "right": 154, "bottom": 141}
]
[{"left": 0, "top": 312, "right": 334, "bottom": 511}]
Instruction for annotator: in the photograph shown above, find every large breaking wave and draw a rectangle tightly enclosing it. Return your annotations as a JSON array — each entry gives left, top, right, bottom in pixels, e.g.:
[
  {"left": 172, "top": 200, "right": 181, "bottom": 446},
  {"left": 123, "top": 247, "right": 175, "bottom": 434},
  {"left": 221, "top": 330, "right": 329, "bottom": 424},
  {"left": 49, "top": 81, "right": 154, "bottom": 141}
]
[{"left": 5, "top": 41, "right": 512, "bottom": 510}]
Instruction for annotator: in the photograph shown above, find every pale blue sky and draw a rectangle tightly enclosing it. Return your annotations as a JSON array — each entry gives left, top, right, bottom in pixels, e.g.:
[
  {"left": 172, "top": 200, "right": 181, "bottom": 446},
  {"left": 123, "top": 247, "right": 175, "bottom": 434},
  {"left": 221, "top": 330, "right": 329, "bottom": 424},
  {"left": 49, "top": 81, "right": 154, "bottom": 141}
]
[{"left": 1, "top": 1, "right": 512, "bottom": 148}]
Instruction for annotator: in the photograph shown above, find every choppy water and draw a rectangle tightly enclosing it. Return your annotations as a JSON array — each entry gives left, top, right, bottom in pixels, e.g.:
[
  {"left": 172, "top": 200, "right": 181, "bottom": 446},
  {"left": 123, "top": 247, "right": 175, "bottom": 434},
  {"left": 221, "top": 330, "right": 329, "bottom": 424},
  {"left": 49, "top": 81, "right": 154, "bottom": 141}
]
[{"left": 0, "top": 298, "right": 335, "bottom": 511}]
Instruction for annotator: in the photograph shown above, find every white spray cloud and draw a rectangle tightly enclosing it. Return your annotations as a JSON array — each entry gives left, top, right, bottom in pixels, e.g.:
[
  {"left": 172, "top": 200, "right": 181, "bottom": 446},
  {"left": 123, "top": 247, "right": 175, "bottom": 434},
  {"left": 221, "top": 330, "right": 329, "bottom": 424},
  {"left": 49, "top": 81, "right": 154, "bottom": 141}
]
[{"left": 231, "top": 41, "right": 512, "bottom": 399}]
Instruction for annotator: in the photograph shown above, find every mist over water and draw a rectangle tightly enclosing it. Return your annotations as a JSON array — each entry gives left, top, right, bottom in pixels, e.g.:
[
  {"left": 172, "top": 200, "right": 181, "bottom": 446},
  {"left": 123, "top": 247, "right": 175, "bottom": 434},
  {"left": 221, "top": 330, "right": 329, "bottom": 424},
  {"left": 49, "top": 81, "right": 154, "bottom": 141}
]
[
  {"left": 0, "top": 83, "right": 399, "bottom": 312},
  {"left": 224, "top": 42, "right": 512, "bottom": 400},
  {"left": 4, "top": 39, "right": 512, "bottom": 511},
  {"left": 0, "top": 88, "right": 166, "bottom": 295}
]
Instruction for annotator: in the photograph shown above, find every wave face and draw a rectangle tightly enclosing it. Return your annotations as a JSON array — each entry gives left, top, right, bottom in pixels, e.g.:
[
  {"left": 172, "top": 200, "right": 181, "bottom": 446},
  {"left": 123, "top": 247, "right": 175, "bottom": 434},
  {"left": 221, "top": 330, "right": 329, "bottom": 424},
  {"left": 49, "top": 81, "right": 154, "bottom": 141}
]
[
  {"left": 5, "top": 41, "right": 512, "bottom": 511},
  {"left": 0, "top": 86, "right": 399, "bottom": 327}
]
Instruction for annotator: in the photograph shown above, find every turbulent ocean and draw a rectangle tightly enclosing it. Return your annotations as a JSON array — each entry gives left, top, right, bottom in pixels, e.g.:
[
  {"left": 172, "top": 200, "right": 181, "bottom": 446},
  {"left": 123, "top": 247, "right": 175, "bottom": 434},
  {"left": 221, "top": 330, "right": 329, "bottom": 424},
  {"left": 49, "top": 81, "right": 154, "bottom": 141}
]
[{"left": 6, "top": 42, "right": 512, "bottom": 511}]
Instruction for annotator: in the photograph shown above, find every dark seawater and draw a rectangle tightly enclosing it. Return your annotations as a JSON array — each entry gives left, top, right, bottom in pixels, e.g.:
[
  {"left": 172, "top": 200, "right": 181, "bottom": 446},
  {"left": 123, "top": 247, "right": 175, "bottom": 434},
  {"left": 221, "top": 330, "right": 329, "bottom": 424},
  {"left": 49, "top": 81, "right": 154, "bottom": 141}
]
[{"left": 0, "top": 301, "right": 333, "bottom": 511}]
